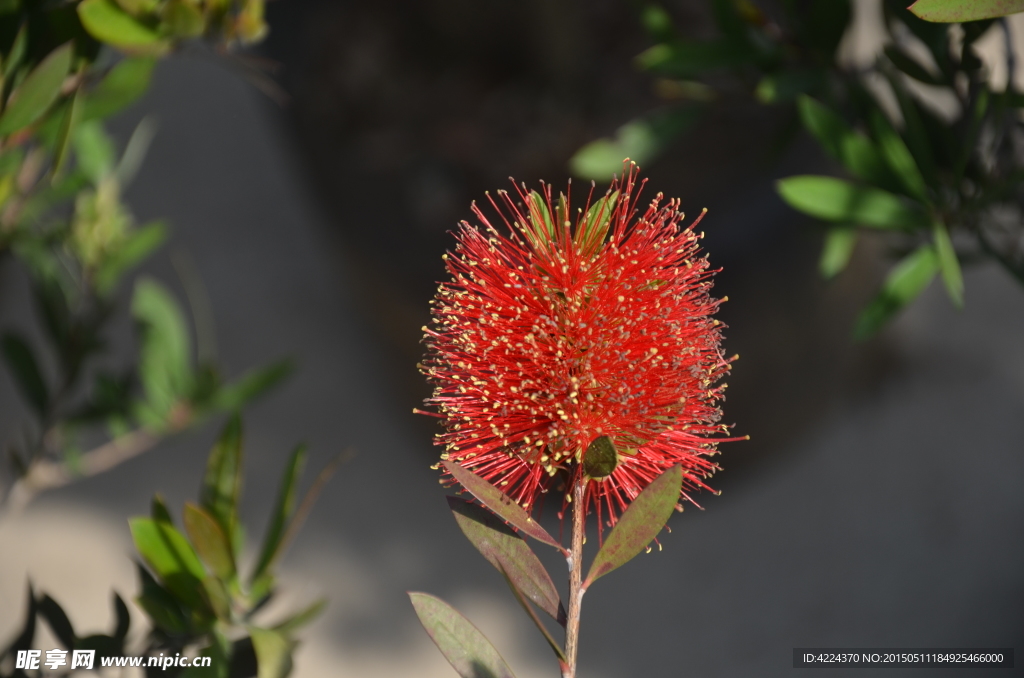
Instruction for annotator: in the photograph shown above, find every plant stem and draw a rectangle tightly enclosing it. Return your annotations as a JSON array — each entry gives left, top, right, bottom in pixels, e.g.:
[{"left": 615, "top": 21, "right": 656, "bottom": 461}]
[{"left": 563, "top": 473, "right": 588, "bottom": 678}]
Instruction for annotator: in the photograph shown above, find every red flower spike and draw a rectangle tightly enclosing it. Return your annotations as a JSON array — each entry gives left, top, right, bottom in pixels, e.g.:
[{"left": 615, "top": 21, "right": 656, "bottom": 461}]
[{"left": 419, "top": 163, "right": 742, "bottom": 531}]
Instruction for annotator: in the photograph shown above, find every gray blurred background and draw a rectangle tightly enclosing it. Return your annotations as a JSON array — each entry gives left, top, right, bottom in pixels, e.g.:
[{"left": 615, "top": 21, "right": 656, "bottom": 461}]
[{"left": 1, "top": 0, "right": 1022, "bottom": 676}]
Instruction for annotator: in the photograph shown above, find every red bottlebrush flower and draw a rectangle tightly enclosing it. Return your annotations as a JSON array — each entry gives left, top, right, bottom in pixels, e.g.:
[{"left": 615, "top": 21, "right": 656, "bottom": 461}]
[{"left": 418, "top": 164, "right": 739, "bottom": 529}]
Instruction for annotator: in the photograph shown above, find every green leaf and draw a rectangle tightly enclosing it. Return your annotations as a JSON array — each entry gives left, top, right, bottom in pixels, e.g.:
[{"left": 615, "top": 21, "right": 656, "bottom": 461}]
[
  {"left": 77, "top": 0, "right": 170, "bottom": 52},
  {"left": 251, "top": 444, "right": 306, "bottom": 584},
  {"left": 408, "top": 593, "right": 517, "bottom": 678},
  {"left": 869, "top": 110, "right": 929, "bottom": 202},
  {"left": 494, "top": 562, "right": 566, "bottom": 663},
  {"left": 183, "top": 502, "right": 236, "bottom": 581},
  {"left": 112, "top": 593, "right": 130, "bottom": 644},
  {"left": 777, "top": 175, "right": 930, "bottom": 229},
  {"left": 201, "top": 576, "right": 232, "bottom": 621},
  {"left": 819, "top": 227, "right": 858, "bottom": 279},
  {"left": 208, "top": 359, "right": 293, "bottom": 412},
  {"left": 932, "top": 221, "right": 964, "bottom": 307},
  {"left": 162, "top": 0, "right": 205, "bottom": 38},
  {"left": 248, "top": 627, "right": 293, "bottom": 678},
  {"left": 881, "top": 71, "right": 939, "bottom": 187},
  {"left": 803, "top": 0, "right": 852, "bottom": 55},
  {"left": 271, "top": 598, "right": 326, "bottom": 636},
  {"left": 909, "top": 0, "right": 1024, "bottom": 22},
  {"left": 152, "top": 493, "right": 174, "bottom": 524},
  {"left": 130, "top": 517, "right": 208, "bottom": 610},
  {"left": 796, "top": 96, "right": 896, "bottom": 188},
  {"left": 1, "top": 332, "right": 49, "bottom": 416},
  {"left": 883, "top": 45, "right": 943, "bottom": 85},
  {"left": 584, "top": 465, "right": 682, "bottom": 587},
  {"left": 94, "top": 220, "right": 167, "bottom": 294},
  {"left": 755, "top": 69, "right": 823, "bottom": 104},
  {"left": 134, "top": 562, "right": 190, "bottom": 634},
  {"left": 576, "top": 190, "right": 619, "bottom": 254},
  {"left": 37, "top": 595, "right": 75, "bottom": 649},
  {"left": 0, "top": 43, "right": 73, "bottom": 136},
  {"left": 3, "top": 24, "right": 28, "bottom": 80},
  {"left": 131, "top": 277, "right": 194, "bottom": 421},
  {"left": 855, "top": 244, "right": 938, "bottom": 339},
  {"left": 200, "top": 414, "right": 243, "bottom": 540},
  {"left": 635, "top": 39, "right": 751, "bottom": 78},
  {"left": 640, "top": 4, "right": 674, "bottom": 41},
  {"left": 569, "top": 107, "right": 700, "bottom": 180},
  {"left": 447, "top": 497, "right": 564, "bottom": 623},
  {"left": 442, "top": 460, "right": 563, "bottom": 552},
  {"left": 52, "top": 87, "right": 82, "bottom": 177},
  {"left": 73, "top": 120, "right": 116, "bottom": 184},
  {"left": 82, "top": 57, "right": 156, "bottom": 121}
]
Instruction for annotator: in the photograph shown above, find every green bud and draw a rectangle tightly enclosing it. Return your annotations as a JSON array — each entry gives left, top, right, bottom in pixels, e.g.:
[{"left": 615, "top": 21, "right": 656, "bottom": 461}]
[{"left": 583, "top": 435, "right": 618, "bottom": 479}]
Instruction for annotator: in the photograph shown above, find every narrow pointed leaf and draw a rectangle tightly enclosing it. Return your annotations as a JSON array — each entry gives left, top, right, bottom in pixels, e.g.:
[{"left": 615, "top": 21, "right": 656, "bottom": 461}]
[
  {"left": 252, "top": 444, "right": 306, "bottom": 582},
  {"left": 1, "top": 584, "right": 37, "bottom": 657},
  {"left": 130, "top": 517, "right": 208, "bottom": 610},
  {"left": 495, "top": 562, "right": 566, "bottom": 663},
  {"left": 271, "top": 598, "right": 327, "bottom": 635},
  {"left": 443, "top": 460, "right": 562, "bottom": 551},
  {"left": 134, "top": 562, "right": 189, "bottom": 634},
  {"left": 183, "top": 502, "right": 236, "bottom": 580},
  {"left": 777, "top": 176, "right": 930, "bottom": 230},
  {"left": 37, "top": 595, "right": 75, "bottom": 649},
  {"left": 869, "top": 110, "right": 929, "bottom": 202},
  {"left": 248, "top": 627, "right": 293, "bottom": 678},
  {"left": 112, "top": 593, "right": 130, "bottom": 644},
  {"left": 409, "top": 593, "right": 517, "bottom": 678},
  {"left": 82, "top": 56, "right": 156, "bottom": 121},
  {"left": 132, "top": 278, "right": 193, "bottom": 419},
  {"left": 584, "top": 465, "right": 682, "bottom": 587},
  {"left": 884, "top": 45, "right": 942, "bottom": 86},
  {"left": 820, "top": 227, "right": 858, "bottom": 279},
  {"left": 95, "top": 220, "right": 167, "bottom": 294},
  {"left": 0, "top": 43, "right": 73, "bottom": 135},
  {"left": 52, "top": 87, "right": 82, "bottom": 177},
  {"left": 796, "top": 96, "right": 896, "bottom": 189},
  {"left": 201, "top": 576, "right": 232, "bottom": 622},
  {"left": 1, "top": 332, "right": 49, "bottom": 416},
  {"left": 932, "top": 221, "right": 964, "bottom": 307},
  {"left": 855, "top": 244, "right": 938, "bottom": 339},
  {"left": 909, "top": 0, "right": 1024, "bottom": 22},
  {"left": 152, "top": 494, "right": 174, "bottom": 525},
  {"left": 209, "top": 359, "right": 293, "bottom": 412},
  {"left": 200, "top": 414, "right": 243, "bottom": 540},
  {"left": 448, "top": 497, "right": 564, "bottom": 623}
]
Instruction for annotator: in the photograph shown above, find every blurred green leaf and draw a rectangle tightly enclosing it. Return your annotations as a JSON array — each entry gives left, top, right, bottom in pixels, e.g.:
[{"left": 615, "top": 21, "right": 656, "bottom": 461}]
[
  {"left": 52, "top": 87, "right": 82, "bottom": 177},
  {"left": 74, "top": 120, "right": 117, "bottom": 184},
  {"left": 636, "top": 39, "right": 750, "bottom": 78},
  {"left": 777, "top": 175, "right": 930, "bottom": 229},
  {"left": 200, "top": 414, "right": 243, "bottom": 540},
  {"left": 881, "top": 71, "right": 939, "bottom": 187},
  {"left": 855, "top": 244, "right": 938, "bottom": 339},
  {"left": 37, "top": 595, "right": 75, "bottom": 649},
  {"left": 162, "top": 0, "right": 205, "bottom": 38},
  {"left": 152, "top": 493, "right": 174, "bottom": 524},
  {"left": 132, "top": 277, "right": 194, "bottom": 420},
  {"left": 252, "top": 444, "right": 306, "bottom": 584},
  {"left": 409, "top": 593, "right": 517, "bottom": 678},
  {"left": 82, "top": 57, "right": 156, "bottom": 121},
  {"left": 0, "top": 43, "right": 73, "bottom": 136},
  {"left": 569, "top": 107, "right": 700, "bottom": 180},
  {"left": 0, "top": 0, "right": 20, "bottom": 17},
  {"left": 584, "top": 465, "right": 682, "bottom": 586},
  {"left": 755, "top": 69, "right": 824, "bottom": 104},
  {"left": 94, "top": 220, "right": 168, "bottom": 294},
  {"left": 78, "top": 0, "right": 170, "bottom": 52},
  {"left": 201, "top": 576, "right": 232, "bottom": 622},
  {"left": 135, "top": 562, "right": 190, "bottom": 634},
  {"left": 1, "top": 332, "right": 49, "bottom": 416},
  {"left": 640, "top": 4, "right": 674, "bottom": 41},
  {"left": 130, "top": 517, "right": 209, "bottom": 610},
  {"left": 117, "top": 116, "right": 158, "bottom": 186},
  {"left": 932, "top": 220, "right": 964, "bottom": 307},
  {"left": 3, "top": 24, "right": 27, "bottom": 80},
  {"left": 272, "top": 598, "right": 326, "bottom": 636},
  {"left": 868, "top": 109, "right": 929, "bottom": 202},
  {"left": 796, "top": 96, "right": 897, "bottom": 189},
  {"left": 208, "top": 359, "right": 293, "bottom": 412},
  {"left": 819, "top": 227, "right": 858, "bottom": 279},
  {"left": 448, "top": 497, "right": 564, "bottom": 623},
  {"left": 442, "top": 460, "right": 562, "bottom": 551},
  {"left": 909, "top": 0, "right": 1024, "bottom": 21},
  {"left": 248, "top": 627, "right": 293, "bottom": 678},
  {"left": 184, "top": 502, "right": 236, "bottom": 581}
]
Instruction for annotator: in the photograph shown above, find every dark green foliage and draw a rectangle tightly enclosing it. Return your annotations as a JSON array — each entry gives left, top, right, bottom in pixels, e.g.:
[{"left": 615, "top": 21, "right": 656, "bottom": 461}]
[{"left": 572, "top": 0, "right": 1024, "bottom": 338}]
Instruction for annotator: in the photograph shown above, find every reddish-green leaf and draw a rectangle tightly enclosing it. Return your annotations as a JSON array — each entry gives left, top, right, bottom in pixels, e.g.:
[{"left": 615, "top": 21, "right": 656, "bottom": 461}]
[
  {"left": 183, "top": 502, "right": 236, "bottom": 581},
  {"left": 251, "top": 444, "right": 306, "bottom": 583},
  {"left": 408, "top": 593, "right": 517, "bottom": 678},
  {"left": 443, "top": 460, "right": 563, "bottom": 551},
  {"left": 584, "top": 465, "right": 682, "bottom": 587},
  {"left": 909, "top": 0, "right": 1024, "bottom": 22},
  {"left": 495, "top": 563, "right": 566, "bottom": 663},
  {"left": 448, "top": 497, "right": 564, "bottom": 624}
]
